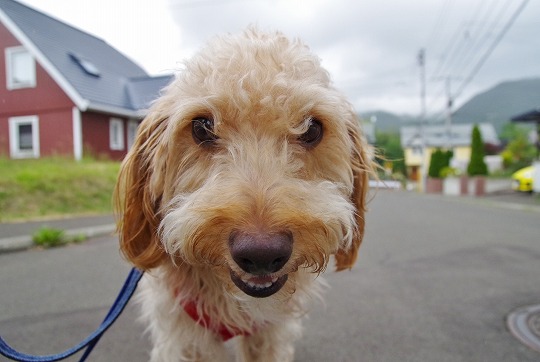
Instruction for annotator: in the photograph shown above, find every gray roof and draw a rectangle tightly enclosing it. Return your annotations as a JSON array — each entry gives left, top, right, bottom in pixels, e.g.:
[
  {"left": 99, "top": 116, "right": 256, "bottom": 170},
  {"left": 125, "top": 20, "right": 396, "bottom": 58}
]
[
  {"left": 126, "top": 75, "right": 172, "bottom": 111},
  {"left": 0, "top": 0, "right": 172, "bottom": 116},
  {"left": 400, "top": 123, "right": 500, "bottom": 148}
]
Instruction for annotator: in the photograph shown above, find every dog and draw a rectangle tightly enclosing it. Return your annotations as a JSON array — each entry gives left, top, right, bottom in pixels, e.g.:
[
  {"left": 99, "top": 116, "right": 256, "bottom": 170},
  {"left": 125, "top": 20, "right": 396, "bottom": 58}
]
[{"left": 115, "top": 27, "right": 372, "bottom": 362}]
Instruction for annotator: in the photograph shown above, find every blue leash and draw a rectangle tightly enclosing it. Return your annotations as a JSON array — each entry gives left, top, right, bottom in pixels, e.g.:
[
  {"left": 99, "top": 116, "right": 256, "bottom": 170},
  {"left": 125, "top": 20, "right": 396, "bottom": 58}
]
[{"left": 0, "top": 268, "right": 144, "bottom": 362}]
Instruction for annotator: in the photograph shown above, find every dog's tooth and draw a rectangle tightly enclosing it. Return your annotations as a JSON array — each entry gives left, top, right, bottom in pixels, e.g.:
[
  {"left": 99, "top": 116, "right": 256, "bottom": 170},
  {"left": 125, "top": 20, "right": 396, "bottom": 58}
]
[
  {"left": 237, "top": 273, "right": 281, "bottom": 290},
  {"left": 243, "top": 279, "right": 274, "bottom": 290}
]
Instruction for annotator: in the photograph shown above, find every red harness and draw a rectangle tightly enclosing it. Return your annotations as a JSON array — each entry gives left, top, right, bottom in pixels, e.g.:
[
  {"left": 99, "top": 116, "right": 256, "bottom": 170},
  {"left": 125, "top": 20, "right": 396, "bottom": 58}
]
[{"left": 182, "top": 300, "right": 252, "bottom": 341}]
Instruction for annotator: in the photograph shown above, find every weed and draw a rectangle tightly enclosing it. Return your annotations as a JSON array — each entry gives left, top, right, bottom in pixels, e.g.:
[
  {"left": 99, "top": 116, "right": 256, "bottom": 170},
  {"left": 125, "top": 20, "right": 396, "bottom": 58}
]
[
  {"left": 71, "top": 234, "right": 87, "bottom": 243},
  {"left": 32, "top": 227, "right": 66, "bottom": 247},
  {"left": 32, "top": 227, "right": 89, "bottom": 248}
]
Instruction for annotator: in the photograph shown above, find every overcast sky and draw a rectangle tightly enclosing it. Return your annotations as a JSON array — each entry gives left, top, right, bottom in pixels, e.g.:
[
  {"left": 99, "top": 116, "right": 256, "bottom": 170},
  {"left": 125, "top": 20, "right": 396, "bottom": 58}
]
[{"left": 19, "top": 0, "right": 540, "bottom": 118}]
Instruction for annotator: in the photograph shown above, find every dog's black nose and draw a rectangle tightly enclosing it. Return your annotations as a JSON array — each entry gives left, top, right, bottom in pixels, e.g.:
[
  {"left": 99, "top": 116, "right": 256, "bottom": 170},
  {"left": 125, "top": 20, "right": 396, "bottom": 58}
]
[{"left": 229, "top": 231, "right": 293, "bottom": 275}]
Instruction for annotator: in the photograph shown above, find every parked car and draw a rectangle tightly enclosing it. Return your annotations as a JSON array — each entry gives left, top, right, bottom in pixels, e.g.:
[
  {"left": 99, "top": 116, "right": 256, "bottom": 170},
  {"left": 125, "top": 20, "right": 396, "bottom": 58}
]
[{"left": 511, "top": 166, "right": 534, "bottom": 192}]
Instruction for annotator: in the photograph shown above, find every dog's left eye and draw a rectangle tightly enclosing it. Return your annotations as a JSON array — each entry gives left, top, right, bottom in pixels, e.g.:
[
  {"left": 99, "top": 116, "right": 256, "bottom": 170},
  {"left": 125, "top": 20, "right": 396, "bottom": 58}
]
[
  {"left": 299, "top": 119, "right": 323, "bottom": 148},
  {"left": 192, "top": 117, "right": 217, "bottom": 145}
]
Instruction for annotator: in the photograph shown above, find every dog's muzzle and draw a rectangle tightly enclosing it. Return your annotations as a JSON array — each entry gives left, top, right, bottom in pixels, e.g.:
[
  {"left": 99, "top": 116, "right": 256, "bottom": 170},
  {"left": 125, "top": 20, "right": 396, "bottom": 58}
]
[{"left": 229, "top": 231, "right": 292, "bottom": 298}]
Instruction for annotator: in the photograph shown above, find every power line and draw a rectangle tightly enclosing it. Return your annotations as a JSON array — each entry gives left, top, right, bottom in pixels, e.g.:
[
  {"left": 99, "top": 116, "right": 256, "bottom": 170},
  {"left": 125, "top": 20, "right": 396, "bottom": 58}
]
[
  {"left": 448, "top": 0, "right": 503, "bottom": 80},
  {"left": 424, "top": 0, "right": 454, "bottom": 50},
  {"left": 428, "top": 0, "right": 487, "bottom": 81},
  {"left": 429, "top": 22, "right": 469, "bottom": 81},
  {"left": 426, "top": 0, "right": 499, "bottom": 116},
  {"left": 425, "top": 0, "right": 529, "bottom": 119},
  {"left": 453, "top": 0, "right": 530, "bottom": 99}
]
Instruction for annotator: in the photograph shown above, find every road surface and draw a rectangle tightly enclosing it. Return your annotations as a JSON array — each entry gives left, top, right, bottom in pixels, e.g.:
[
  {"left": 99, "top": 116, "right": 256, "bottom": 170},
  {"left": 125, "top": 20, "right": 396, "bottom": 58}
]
[{"left": 1, "top": 191, "right": 539, "bottom": 361}]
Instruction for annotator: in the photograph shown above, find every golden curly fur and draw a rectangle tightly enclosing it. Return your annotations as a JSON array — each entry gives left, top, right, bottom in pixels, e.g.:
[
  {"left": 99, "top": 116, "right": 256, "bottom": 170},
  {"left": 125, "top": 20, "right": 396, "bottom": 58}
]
[{"left": 115, "top": 27, "right": 372, "bottom": 362}]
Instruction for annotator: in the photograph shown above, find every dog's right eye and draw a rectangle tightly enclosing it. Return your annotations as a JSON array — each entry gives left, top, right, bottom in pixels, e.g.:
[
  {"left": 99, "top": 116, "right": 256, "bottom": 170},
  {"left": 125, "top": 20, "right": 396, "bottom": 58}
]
[
  {"left": 299, "top": 118, "right": 323, "bottom": 148},
  {"left": 192, "top": 117, "right": 217, "bottom": 145}
]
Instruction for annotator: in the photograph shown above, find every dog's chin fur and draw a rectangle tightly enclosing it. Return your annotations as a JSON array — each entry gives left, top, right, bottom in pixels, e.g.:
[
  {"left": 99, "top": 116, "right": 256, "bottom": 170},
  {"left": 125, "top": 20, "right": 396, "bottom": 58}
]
[
  {"left": 115, "top": 27, "right": 372, "bottom": 361},
  {"left": 138, "top": 263, "right": 324, "bottom": 362}
]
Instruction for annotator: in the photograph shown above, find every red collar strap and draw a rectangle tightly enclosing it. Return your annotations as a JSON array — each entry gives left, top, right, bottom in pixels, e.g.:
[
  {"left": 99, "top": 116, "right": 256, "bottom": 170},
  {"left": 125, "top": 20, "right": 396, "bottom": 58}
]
[{"left": 182, "top": 300, "right": 252, "bottom": 341}]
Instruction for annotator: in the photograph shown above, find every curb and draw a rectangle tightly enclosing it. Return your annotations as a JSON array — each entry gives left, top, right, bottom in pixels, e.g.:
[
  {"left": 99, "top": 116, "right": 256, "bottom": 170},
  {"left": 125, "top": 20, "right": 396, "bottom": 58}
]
[
  {"left": 423, "top": 192, "right": 540, "bottom": 214},
  {"left": 0, "top": 224, "right": 116, "bottom": 254}
]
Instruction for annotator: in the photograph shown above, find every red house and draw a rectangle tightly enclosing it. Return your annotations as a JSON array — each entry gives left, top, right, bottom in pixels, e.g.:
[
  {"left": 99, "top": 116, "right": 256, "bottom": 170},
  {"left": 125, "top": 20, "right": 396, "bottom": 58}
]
[{"left": 0, "top": 0, "right": 172, "bottom": 160}]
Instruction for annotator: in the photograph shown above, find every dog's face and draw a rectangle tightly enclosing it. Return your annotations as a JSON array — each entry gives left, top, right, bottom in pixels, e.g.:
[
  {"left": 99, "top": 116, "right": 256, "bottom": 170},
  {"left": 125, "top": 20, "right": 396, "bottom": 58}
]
[{"left": 115, "top": 29, "right": 370, "bottom": 298}]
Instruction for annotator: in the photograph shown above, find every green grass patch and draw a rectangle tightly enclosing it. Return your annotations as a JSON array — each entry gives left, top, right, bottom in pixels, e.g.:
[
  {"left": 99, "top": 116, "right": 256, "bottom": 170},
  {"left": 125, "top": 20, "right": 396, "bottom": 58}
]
[
  {"left": 32, "top": 226, "right": 66, "bottom": 247},
  {"left": 32, "top": 226, "right": 88, "bottom": 248},
  {"left": 0, "top": 157, "right": 120, "bottom": 221}
]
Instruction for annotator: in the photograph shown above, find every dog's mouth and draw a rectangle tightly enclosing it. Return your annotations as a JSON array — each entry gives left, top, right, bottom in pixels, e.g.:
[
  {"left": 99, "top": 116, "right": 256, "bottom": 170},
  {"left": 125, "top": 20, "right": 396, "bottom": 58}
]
[{"left": 230, "top": 270, "right": 288, "bottom": 298}]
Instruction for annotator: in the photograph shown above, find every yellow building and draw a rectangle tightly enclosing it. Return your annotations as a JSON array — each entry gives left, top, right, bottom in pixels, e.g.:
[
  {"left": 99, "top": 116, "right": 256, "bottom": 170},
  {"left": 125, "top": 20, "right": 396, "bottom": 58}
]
[{"left": 400, "top": 123, "right": 500, "bottom": 188}]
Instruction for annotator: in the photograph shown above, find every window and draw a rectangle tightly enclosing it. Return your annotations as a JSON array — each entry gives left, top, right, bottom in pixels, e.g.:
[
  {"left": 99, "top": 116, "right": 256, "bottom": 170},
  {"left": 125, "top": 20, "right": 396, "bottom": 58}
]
[
  {"left": 412, "top": 145, "right": 423, "bottom": 156},
  {"left": 6, "top": 47, "right": 36, "bottom": 89},
  {"left": 110, "top": 118, "right": 125, "bottom": 151},
  {"left": 127, "top": 120, "right": 139, "bottom": 150},
  {"left": 69, "top": 52, "right": 101, "bottom": 77},
  {"left": 9, "top": 116, "right": 40, "bottom": 158}
]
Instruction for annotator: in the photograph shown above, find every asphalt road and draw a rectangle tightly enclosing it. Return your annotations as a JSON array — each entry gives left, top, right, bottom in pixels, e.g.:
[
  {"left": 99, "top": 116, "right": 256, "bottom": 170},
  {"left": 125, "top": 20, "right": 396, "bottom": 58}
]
[{"left": 1, "top": 191, "right": 539, "bottom": 362}]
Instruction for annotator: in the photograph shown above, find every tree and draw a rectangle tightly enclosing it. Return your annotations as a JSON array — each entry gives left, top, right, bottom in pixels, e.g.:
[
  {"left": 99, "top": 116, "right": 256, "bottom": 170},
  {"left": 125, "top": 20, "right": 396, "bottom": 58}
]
[
  {"left": 374, "top": 131, "right": 407, "bottom": 176},
  {"left": 467, "top": 124, "right": 488, "bottom": 176},
  {"left": 500, "top": 123, "right": 536, "bottom": 171}
]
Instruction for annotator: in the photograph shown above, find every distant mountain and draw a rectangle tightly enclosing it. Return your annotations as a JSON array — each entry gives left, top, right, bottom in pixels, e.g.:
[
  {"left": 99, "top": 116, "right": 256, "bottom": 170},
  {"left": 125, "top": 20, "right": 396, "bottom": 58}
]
[
  {"left": 359, "top": 111, "right": 416, "bottom": 133},
  {"left": 452, "top": 78, "right": 540, "bottom": 132},
  {"left": 360, "top": 78, "right": 540, "bottom": 134}
]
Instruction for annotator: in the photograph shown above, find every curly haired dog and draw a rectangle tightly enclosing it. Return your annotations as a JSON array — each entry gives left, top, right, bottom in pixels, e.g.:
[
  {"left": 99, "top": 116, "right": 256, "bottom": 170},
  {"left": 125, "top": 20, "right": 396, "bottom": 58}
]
[{"left": 115, "top": 28, "right": 371, "bottom": 362}]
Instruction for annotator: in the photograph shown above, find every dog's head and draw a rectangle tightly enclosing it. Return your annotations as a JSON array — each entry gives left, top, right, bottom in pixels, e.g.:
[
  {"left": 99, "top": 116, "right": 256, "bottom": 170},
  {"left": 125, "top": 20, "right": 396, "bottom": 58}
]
[{"left": 115, "top": 28, "right": 372, "bottom": 298}]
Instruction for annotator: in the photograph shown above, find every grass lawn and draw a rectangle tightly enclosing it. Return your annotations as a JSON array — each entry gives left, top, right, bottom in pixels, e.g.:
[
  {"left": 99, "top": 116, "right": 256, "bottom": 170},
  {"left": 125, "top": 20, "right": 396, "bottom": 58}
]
[{"left": 0, "top": 157, "right": 120, "bottom": 221}]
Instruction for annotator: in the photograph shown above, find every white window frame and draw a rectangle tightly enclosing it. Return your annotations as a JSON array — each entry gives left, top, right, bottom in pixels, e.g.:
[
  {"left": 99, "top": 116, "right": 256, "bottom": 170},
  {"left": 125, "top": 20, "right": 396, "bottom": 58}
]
[
  {"left": 5, "top": 46, "right": 36, "bottom": 90},
  {"left": 9, "top": 116, "right": 40, "bottom": 159},
  {"left": 109, "top": 118, "right": 125, "bottom": 151},
  {"left": 127, "top": 120, "right": 139, "bottom": 150}
]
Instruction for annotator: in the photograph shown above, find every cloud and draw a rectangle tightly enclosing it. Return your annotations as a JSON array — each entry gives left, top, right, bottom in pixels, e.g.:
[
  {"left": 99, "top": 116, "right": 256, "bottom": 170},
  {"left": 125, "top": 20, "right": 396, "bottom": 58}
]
[
  {"left": 166, "top": 0, "right": 458, "bottom": 114},
  {"left": 18, "top": 0, "right": 540, "bottom": 116}
]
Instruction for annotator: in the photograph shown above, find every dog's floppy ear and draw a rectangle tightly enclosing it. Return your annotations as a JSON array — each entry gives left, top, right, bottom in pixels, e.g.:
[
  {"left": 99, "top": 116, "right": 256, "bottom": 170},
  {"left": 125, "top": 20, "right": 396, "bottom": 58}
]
[
  {"left": 114, "top": 114, "right": 168, "bottom": 271},
  {"left": 335, "top": 113, "right": 371, "bottom": 271}
]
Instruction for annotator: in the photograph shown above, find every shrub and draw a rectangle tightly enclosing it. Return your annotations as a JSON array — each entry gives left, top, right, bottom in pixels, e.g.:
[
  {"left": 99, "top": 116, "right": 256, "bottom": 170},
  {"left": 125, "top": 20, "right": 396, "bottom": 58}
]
[
  {"left": 467, "top": 125, "right": 488, "bottom": 176},
  {"left": 428, "top": 149, "right": 442, "bottom": 178},
  {"left": 428, "top": 149, "right": 453, "bottom": 178},
  {"left": 500, "top": 131, "right": 536, "bottom": 171},
  {"left": 440, "top": 166, "right": 460, "bottom": 178}
]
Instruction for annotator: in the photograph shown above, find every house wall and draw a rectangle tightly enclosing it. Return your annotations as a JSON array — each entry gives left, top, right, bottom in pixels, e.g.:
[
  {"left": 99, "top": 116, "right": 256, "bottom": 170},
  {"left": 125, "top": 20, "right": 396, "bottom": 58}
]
[
  {"left": 0, "top": 21, "right": 75, "bottom": 158},
  {"left": 404, "top": 147, "right": 424, "bottom": 167},
  {"left": 449, "top": 146, "right": 471, "bottom": 172},
  {"left": 81, "top": 112, "right": 129, "bottom": 161},
  {"left": 0, "top": 115, "right": 7, "bottom": 155},
  {"left": 40, "top": 109, "right": 76, "bottom": 156}
]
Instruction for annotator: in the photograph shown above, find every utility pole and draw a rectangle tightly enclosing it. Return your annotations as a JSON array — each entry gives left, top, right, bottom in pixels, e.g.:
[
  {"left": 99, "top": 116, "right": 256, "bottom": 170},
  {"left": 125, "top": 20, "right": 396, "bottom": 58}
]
[
  {"left": 445, "top": 77, "right": 453, "bottom": 150},
  {"left": 417, "top": 48, "right": 427, "bottom": 191},
  {"left": 433, "top": 76, "right": 460, "bottom": 149},
  {"left": 418, "top": 48, "right": 426, "bottom": 120}
]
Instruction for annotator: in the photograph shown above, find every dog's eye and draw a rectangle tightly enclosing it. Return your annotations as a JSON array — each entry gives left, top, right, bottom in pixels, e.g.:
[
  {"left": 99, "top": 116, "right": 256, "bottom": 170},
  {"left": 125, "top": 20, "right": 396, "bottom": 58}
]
[
  {"left": 299, "top": 119, "right": 323, "bottom": 148},
  {"left": 192, "top": 117, "right": 217, "bottom": 145}
]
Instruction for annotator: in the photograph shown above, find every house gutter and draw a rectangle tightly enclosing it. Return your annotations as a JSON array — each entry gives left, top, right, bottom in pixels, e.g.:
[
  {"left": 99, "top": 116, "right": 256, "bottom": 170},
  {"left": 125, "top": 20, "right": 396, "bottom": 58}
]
[{"left": 86, "top": 102, "right": 147, "bottom": 119}]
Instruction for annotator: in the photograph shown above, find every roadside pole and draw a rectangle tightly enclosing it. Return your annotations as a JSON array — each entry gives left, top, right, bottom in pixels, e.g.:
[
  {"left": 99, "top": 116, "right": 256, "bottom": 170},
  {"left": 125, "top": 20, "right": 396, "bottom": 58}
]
[{"left": 533, "top": 160, "right": 540, "bottom": 193}]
